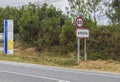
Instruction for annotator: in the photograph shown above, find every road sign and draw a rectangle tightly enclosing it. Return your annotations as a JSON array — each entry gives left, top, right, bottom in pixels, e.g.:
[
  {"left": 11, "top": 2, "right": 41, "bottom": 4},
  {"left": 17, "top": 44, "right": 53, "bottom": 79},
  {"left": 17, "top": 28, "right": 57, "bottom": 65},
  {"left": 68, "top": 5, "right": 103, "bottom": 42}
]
[
  {"left": 75, "top": 16, "right": 84, "bottom": 29},
  {"left": 4, "top": 19, "right": 14, "bottom": 54},
  {"left": 77, "top": 29, "right": 89, "bottom": 38}
]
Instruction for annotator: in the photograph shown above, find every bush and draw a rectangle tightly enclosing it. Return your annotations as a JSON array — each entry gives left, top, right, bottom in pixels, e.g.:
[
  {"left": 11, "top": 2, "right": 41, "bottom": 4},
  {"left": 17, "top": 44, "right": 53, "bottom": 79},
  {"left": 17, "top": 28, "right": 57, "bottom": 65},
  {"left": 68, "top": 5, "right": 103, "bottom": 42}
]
[
  {"left": 59, "top": 18, "right": 76, "bottom": 52},
  {"left": 88, "top": 25, "right": 120, "bottom": 60}
]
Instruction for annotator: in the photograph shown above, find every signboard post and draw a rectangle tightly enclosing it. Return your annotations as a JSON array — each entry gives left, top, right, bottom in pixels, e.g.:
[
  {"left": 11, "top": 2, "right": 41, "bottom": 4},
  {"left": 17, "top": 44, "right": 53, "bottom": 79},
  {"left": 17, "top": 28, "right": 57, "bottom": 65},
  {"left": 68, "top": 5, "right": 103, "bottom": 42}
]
[
  {"left": 84, "top": 38, "right": 87, "bottom": 61},
  {"left": 75, "top": 16, "right": 89, "bottom": 63},
  {"left": 77, "top": 29, "right": 89, "bottom": 62},
  {"left": 77, "top": 38, "right": 80, "bottom": 63},
  {"left": 75, "top": 16, "right": 84, "bottom": 64},
  {"left": 4, "top": 19, "right": 14, "bottom": 54}
]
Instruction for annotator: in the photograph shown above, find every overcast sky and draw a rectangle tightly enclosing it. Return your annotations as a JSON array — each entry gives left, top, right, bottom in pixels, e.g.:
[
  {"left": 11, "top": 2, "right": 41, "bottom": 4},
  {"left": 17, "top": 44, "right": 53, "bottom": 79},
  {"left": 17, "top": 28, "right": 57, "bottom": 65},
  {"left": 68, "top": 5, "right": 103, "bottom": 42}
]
[
  {"left": 0, "top": 0, "right": 109, "bottom": 25},
  {"left": 0, "top": 0, "right": 68, "bottom": 11},
  {"left": 0, "top": 0, "right": 39, "bottom": 6}
]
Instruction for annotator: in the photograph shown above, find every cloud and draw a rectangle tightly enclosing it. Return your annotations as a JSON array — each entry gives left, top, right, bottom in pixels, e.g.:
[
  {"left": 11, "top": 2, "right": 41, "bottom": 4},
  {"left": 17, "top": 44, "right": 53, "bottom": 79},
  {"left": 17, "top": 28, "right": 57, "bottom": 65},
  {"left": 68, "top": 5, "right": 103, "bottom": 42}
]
[{"left": 0, "top": 0, "right": 38, "bottom": 7}]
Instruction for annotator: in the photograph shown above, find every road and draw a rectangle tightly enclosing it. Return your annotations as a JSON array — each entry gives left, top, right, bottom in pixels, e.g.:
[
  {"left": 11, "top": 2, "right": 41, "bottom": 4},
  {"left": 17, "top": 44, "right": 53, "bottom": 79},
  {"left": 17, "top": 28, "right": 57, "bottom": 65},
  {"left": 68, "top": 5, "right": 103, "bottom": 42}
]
[{"left": 0, "top": 60, "right": 120, "bottom": 82}]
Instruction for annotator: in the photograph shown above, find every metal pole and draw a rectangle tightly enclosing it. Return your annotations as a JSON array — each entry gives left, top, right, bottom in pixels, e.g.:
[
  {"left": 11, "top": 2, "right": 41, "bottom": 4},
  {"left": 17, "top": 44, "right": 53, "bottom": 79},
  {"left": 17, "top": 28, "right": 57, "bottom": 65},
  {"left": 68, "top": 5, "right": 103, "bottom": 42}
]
[
  {"left": 84, "top": 38, "right": 87, "bottom": 61},
  {"left": 77, "top": 38, "right": 80, "bottom": 64}
]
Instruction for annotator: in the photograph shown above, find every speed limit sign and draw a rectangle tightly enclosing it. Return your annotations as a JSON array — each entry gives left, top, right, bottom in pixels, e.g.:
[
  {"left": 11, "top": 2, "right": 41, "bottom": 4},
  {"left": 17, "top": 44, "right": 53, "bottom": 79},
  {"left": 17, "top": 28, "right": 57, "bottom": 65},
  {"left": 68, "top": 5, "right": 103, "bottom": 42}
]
[{"left": 75, "top": 16, "right": 84, "bottom": 29}]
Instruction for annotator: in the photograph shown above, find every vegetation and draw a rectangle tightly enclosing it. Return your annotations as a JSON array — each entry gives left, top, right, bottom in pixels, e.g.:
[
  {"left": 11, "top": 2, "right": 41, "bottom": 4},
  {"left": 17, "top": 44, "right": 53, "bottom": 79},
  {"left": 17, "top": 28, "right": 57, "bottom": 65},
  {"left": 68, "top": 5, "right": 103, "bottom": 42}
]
[
  {"left": 88, "top": 25, "right": 120, "bottom": 61},
  {"left": 106, "top": 0, "right": 120, "bottom": 24},
  {"left": 0, "top": 0, "right": 120, "bottom": 73},
  {"left": 87, "top": 0, "right": 102, "bottom": 22}
]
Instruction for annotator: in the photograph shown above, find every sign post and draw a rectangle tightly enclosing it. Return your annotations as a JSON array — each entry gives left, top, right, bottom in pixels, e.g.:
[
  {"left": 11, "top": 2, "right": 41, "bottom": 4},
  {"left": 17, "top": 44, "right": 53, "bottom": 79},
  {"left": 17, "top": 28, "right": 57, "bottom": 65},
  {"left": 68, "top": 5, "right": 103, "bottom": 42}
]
[
  {"left": 75, "top": 16, "right": 84, "bottom": 64},
  {"left": 4, "top": 19, "right": 14, "bottom": 54},
  {"left": 77, "top": 29, "right": 89, "bottom": 61},
  {"left": 77, "top": 38, "right": 80, "bottom": 63},
  {"left": 77, "top": 29, "right": 89, "bottom": 62},
  {"left": 84, "top": 38, "right": 87, "bottom": 61},
  {"left": 75, "top": 16, "right": 89, "bottom": 63}
]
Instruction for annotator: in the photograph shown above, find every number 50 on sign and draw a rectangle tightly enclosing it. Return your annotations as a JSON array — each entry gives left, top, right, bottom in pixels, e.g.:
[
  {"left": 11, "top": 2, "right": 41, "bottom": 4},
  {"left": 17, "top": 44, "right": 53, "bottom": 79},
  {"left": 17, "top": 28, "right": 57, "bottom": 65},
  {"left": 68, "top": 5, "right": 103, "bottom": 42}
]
[{"left": 75, "top": 16, "right": 84, "bottom": 29}]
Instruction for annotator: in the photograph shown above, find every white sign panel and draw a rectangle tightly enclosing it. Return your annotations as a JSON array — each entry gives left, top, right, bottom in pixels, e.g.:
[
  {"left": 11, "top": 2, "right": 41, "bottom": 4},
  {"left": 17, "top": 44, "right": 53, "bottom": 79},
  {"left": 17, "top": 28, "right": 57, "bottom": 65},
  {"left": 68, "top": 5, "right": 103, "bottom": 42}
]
[
  {"left": 4, "top": 20, "right": 14, "bottom": 54},
  {"left": 77, "top": 29, "right": 89, "bottom": 38}
]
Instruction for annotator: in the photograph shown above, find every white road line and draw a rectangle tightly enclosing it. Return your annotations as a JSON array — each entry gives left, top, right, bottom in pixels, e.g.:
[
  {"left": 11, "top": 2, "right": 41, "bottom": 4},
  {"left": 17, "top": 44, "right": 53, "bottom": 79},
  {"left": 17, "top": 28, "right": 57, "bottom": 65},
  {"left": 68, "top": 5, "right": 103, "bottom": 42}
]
[
  {"left": 0, "top": 70, "right": 70, "bottom": 82},
  {"left": 40, "top": 67, "right": 120, "bottom": 78},
  {"left": 42, "top": 67, "right": 120, "bottom": 78},
  {"left": 0, "top": 60, "right": 120, "bottom": 78}
]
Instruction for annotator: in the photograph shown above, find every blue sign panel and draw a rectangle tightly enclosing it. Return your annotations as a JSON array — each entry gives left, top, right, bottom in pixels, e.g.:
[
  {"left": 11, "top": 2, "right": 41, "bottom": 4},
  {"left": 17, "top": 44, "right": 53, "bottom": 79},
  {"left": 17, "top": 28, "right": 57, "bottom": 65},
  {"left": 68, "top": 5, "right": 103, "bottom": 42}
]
[
  {"left": 4, "top": 20, "right": 8, "bottom": 54},
  {"left": 4, "top": 20, "right": 14, "bottom": 54}
]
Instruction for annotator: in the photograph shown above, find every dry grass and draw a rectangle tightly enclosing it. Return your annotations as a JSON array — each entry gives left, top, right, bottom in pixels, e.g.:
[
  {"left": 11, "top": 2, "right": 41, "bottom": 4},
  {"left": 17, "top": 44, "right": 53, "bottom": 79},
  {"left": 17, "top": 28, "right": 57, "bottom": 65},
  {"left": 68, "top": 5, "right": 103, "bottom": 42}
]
[
  {"left": 71, "top": 60, "right": 120, "bottom": 73},
  {"left": 0, "top": 46, "right": 120, "bottom": 73}
]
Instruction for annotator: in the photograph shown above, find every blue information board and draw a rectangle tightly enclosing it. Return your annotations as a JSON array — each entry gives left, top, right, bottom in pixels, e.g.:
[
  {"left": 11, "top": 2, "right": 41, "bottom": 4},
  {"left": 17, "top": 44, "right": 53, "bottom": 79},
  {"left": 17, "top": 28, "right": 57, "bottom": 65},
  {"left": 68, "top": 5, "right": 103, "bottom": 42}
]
[{"left": 4, "top": 20, "right": 14, "bottom": 54}]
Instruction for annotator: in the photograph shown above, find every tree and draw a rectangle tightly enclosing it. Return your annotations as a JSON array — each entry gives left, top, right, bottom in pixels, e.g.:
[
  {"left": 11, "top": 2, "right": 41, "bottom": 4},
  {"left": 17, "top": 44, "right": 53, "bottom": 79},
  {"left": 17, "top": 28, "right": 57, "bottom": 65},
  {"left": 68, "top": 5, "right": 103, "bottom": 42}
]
[
  {"left": 106, "top": 0, "right": 120, "bottom": 24},
  {"left": 36, "top": 4, "right": 62, "bottom": 49},
  {"left": 67, "top": 0, "right": 88, "bottom": 19},
  {"left": 19, "top": 3, "right": 40, "bottom": 44},
  {"left": 0, "top": 7, "right": 4, "bottom": 32},
  {"left": 59, "top": 18, "right": 76, "bottom": 51},
  {"left": 0, "top": 6, "right": 20, "bottom": 33},
  {"left": 87, "top": 0, "right": 102, "bottom": 23},
  {"left": 18, "top": 3, "right": 63, "bottom": 49},
  {"left": 67, "top": 0, "right": 103, "bottom": 24}
]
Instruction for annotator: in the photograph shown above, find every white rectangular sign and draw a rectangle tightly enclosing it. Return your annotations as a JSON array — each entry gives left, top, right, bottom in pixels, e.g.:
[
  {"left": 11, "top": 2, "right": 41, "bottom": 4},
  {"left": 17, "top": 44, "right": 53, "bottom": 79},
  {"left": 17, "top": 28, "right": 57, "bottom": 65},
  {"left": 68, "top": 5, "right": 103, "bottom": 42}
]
[
  {"left": 4, "top": 20, "right": 14, "bottom": 54},
  {"left": 77, "top": 29, "right": 89, "bottom": 38}
]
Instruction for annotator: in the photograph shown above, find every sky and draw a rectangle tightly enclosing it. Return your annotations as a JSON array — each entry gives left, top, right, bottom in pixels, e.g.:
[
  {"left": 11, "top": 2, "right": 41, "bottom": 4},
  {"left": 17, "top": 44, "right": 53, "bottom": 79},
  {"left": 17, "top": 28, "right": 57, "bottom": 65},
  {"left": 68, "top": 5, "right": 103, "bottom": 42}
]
[
  {"left": 0, "top": 0, "right": 68, "bottom": 11},
  {"left": 0, "top": 0, "right": 38, "bottom": 7},
  {"left": 0, "top": 0, "right": 109, "bottom": 25}
]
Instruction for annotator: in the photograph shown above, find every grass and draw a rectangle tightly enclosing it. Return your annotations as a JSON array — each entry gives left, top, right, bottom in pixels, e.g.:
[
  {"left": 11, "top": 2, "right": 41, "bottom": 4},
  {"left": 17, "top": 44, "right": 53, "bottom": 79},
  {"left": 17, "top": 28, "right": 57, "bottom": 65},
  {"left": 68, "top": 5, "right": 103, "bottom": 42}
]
[
  {"left": 0, "top": 47, "right": 120, "bottom": 73},
  {"left": 0, "top": 47, "right": 75, "bottom": 66}
]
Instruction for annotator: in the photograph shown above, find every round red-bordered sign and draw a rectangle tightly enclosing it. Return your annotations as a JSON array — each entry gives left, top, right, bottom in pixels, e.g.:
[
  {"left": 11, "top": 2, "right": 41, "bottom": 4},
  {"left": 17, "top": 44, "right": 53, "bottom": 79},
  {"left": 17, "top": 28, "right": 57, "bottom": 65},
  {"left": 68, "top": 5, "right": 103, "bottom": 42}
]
[{"left": 75, "top": 16, "right": 84, "bottom": 29}]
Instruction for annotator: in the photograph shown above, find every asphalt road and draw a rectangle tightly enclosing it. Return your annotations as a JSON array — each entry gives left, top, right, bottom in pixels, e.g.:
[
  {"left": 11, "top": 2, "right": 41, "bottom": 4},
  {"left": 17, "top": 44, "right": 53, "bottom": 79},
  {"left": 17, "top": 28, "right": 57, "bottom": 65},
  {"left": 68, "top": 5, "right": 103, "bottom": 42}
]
[{"left": 0, "top": 60, "right": 120, "bottom": 82}]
